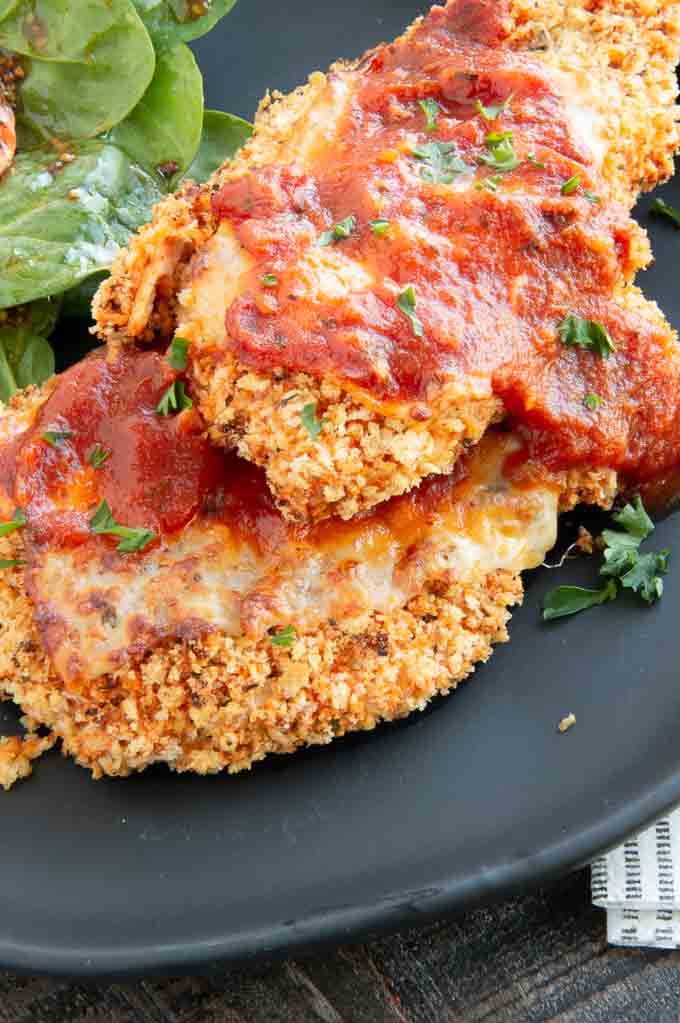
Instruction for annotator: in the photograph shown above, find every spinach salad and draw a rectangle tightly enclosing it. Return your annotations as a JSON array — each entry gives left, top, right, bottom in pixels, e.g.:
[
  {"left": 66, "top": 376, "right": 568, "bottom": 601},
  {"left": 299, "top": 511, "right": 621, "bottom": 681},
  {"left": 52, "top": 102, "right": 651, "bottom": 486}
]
[{"left": 0, "top": 0, "right": 252, "bottom": 401}]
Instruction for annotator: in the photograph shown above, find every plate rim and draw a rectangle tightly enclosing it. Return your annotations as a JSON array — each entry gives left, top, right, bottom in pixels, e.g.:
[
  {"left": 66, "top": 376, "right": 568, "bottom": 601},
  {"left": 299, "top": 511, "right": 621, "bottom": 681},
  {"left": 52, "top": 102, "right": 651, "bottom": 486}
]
[{"left": 2, "top": 770, "right": 679, "bottom": 978}]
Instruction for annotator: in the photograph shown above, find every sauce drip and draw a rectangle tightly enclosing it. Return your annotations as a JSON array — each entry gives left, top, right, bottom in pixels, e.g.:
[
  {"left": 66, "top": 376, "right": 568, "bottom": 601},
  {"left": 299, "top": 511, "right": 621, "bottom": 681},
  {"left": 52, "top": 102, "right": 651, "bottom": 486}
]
[{"left": 211, "top": 0, "right": 679, "bottom": 486}]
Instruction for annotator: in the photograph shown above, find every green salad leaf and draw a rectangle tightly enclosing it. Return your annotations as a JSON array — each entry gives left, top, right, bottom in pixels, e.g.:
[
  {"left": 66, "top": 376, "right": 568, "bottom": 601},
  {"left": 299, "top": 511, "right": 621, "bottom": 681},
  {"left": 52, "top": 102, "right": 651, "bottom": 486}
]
[
  {"left": 0, "top": 141, "right": 164, "bottom": 309},
  {"left": 0, "top": 0, "right": 155, "bottom": 141},
  {"left": 131, "top": 0, "right": 237, "bottom": 50},
  {"left": 183, "top": 109, "right": 253, "bottom": 183},
  {"left": 0, "top": 299, "right": 58, "bottom": 401},
  {"left": 108, "top": 43, "right": 204, "bottom": 182}
]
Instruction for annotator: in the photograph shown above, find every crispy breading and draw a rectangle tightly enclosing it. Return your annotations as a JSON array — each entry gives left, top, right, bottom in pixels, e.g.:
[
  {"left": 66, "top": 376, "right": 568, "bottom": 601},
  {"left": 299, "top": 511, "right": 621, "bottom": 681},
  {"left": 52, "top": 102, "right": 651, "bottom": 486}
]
[
  {"left": 0, "top": 733, "right": 55, "bottom": 791},
  {"left": 0, "top": 555, "right": 521, "bottom": 784},
  {"left": 93, "top": 0, "right": 680, "bottom": 525},
  {"left": 0, "top": 367, "right": 606, "bottom": 788}
]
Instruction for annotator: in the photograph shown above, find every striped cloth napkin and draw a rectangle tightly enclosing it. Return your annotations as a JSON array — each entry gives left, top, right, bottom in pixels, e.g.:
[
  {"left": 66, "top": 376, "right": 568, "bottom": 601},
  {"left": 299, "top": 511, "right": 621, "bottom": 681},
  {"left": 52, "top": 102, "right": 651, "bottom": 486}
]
[{"left": 592, "top": 808, "right": 680, "bottom": 948}]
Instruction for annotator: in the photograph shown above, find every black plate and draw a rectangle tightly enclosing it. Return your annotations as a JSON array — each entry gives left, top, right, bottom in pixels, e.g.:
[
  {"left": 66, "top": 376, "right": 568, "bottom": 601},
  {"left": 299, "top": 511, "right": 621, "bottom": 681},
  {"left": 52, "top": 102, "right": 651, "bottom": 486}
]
[{"left": 2, "top": 0, "right": 680, "bottom": 979}]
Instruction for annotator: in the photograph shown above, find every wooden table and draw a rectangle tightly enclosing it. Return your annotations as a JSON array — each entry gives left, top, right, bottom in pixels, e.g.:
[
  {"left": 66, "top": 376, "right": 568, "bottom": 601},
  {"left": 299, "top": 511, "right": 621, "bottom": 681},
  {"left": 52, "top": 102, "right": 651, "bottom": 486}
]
[{"left": 2, "top": 869, "right": 679, "bottom": 1022}]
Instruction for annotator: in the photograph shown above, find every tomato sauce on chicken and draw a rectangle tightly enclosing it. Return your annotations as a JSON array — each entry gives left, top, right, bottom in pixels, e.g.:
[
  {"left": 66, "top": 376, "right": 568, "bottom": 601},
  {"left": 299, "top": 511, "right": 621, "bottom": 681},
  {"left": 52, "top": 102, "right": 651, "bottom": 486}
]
[{"left": 210, "top": 0, "right": 680, "bottom": 487}]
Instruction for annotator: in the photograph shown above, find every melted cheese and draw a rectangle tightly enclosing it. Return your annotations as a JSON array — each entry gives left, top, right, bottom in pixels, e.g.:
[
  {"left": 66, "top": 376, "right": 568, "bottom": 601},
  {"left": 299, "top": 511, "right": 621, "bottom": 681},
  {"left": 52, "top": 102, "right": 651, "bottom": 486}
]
[{"left": 25, "top": 432, "right": 559, "bottom": 683}]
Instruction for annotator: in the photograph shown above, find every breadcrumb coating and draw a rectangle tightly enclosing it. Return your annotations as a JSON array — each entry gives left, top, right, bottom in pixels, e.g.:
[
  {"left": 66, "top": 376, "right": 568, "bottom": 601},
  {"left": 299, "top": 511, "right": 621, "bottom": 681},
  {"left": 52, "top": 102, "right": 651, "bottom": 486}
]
[
  {"left": 0, "top": 543, "right": 521, "bottom": 784},
  {"left": 93, "top": 0, "right": 680, "bottom": 525}
]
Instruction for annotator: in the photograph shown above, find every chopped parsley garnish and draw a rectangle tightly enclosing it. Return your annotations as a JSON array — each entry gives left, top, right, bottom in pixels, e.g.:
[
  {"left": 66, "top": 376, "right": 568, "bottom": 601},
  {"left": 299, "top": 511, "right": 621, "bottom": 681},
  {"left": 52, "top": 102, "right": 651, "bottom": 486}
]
[
  {"left": 584, "top": 190, "right": 601, "bottom": 205},
  {"left": 561, "top": 174, "right": 581, "bottom": 195},
  {"left": 0, "top": 558, "right": 25, "bottom": 570},
  {"left": 584, "top": 393, "right": 604, "bottom": 411},
  {"left": 168, "top": 336, "right": 190, "bottom": 371},
  {"left": 475, "top": 174, "right": 502, "bottom": 193},
  {"left": 543, "top": 495, "right": 670, "bottom": 620},
  {"left": 87, "top": 444, "right": 110, "bottom": 469},
  {"left": 543, "top": 580, "right": 617, "bottom": 621},
  {"left": 413, "top": 141, "right": 471, "bottom": 184},
  {"left": 370, "top": 218, "right": 390, "bottom": 236},
  {"left": 475, "top": 94, "right": 513, "bottom": 122},
  {"left": 271, "top": 624, "right": 296, "bottom": 648},
  {"left": 650, "top": 196, "right": 680, "bottom": 228},
  {"left": 397, "top": 285, "right": 423, "bottom": 338},
  {"left": 319, "top": 216, "right": 357, "bottom": 246},
  {"left": 479, "top": 130, "right": 520, "bottom": 173},
  {"left": 0, "top": 508, "right": 26, "bottom": 537},
  {"left": 41, "top": 430, "right": 72, "bottom": 447},
  {"left": 262, "top": 273, "right": 278, "bottom": 287},
  {"left": 608, "top": 496, "right": 654, "bottom": 541},
  {"left": 300, "top": 402, "right": 325, "bottom": 440},
  {"left": 419, "top": 98, "right": 441, "bottom": 133},
  {"left": 527, "top": 153, "right": 545, "bottom": 169},
  {"left": 157, "top": 380, "right": 193, "bottom": 416},
  {"left": 558, "top": 314, "right": 616, "bottom": 358},
  {"left": 89, "top": 500, "right": 156, "bottom": 554}
]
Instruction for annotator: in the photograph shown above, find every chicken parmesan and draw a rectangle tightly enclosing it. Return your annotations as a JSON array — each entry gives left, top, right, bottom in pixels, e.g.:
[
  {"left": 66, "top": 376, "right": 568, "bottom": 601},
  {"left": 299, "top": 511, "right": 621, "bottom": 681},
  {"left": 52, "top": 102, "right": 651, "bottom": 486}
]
[
  {"left": 0, "top": 347, "right": 613, "bottom": 787},
  {"left": 94, "top": 0, "right": 680, "bottom": 523}
]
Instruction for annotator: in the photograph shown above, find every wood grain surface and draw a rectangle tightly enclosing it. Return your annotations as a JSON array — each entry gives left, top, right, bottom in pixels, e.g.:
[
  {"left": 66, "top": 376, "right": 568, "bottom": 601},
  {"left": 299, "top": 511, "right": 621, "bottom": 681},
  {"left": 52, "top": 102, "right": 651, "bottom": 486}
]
[{"left": 2, "top": 870, "right": 680, "bottom": 1022}]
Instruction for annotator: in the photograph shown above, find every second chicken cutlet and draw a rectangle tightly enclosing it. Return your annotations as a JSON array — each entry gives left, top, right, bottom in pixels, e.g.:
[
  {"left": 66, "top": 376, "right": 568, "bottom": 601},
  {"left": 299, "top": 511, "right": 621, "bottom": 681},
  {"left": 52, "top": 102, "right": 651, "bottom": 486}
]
[{"left": 94, "top": 0, "right": 680, "bottom": 522}]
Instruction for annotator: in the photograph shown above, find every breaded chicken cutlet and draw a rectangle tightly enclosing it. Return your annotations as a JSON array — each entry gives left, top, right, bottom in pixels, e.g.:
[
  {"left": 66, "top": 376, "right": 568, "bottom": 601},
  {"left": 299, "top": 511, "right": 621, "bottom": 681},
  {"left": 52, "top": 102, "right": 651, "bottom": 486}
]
[
  {"left": 0, "top": 347, "right": 613, "bottom": 788},
  {"left": 94, "top": 0, "right": 680, "bottom": 524}
]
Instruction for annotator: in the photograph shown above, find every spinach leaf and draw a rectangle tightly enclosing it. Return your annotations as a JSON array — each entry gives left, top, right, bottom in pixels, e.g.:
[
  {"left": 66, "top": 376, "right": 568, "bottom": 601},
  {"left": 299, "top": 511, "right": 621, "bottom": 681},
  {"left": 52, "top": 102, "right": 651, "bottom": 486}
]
[
  {"left": 183, "top": 109, "right": 253, "bottom": 183},
  {"left": 131, "top": 0, "right": 237, "bottom": 50},
  {"left": 0, "top": 0, "right": 155, "bottom": 141},
  {"left": 0, "top": 141, "right": 163, "bottom": 309},
  {"left": 108, "top": 43, "right": 203, "bottom": 182},
  {"left": 0, "top": 300, "right": 58, "bottom": 401}
]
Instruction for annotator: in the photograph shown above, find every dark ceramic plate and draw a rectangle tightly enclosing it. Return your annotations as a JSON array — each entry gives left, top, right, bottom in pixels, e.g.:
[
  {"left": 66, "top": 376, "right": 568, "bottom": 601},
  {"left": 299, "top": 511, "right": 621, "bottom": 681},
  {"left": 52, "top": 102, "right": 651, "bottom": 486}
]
[{"left": 2, "top": 0, "right": 680, "bottom": 979}]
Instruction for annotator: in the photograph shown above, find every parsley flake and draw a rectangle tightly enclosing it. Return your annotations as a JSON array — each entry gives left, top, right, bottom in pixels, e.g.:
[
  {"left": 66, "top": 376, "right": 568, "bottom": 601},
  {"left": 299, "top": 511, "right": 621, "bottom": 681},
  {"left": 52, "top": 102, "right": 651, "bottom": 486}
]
[
  {"left": 527, "top": 153, "right": 545, "bottom": 169},
  {"left": 558, "top": 314, "right": 616, "bottom": 358},
  {"left": 413, "top": 141, "right": 471, "bottom": 184},
  {"left": 0, "top": 508, "right": 26, "bottom": 537},
  {"left": 419, "top": 98, "right": 441, "bottom": 133},
  {"left": 584, "top": 393, "right": 604, "bottom": 411},
  {"left": 319, "top": 216, "right": 357, "bottom": 246},
  {"left": 262, "top": 273, "right": 278, "bottom": 287},
  {"left": 168, "top": 336, "right": 190, "bottom": 371},
  {"left": 561, "top": 174, "right": 581, "bottom": 195},
  {"left": 397, "top": 285, "right": 424, "bottom": 338},
  {"left": 41, "top": 430, "right": 72, "bottom": 447},
  {"left": 271, "top": 624, "right": 296, "bottom": 648},
  {"left": 475, "top": 94, "right": 513, "bottom": 122},
  {"left": 0, "top": 558, "right": 25, "bottom": 569},
  {"left": 157, "top": 380, "right": 193, "bottom": 416},
  {"left": 475, "top": 174, "right": 502, "bottom": 193},
  {"left": 650, "top": 197, "right": 680, "bottom": 228},
  {"left": 610, "top": 494, "right": 654, "bottom": 542},
  {"left": 370, "top": 219, "right": 390, "bottom": 237},
  {"left": 618, "top": 550, "right": 670, "bottom": 604},
  {"left": 584, "top": 190, "right": 601, "bottom": 205},
  {"left": 300, "top": 403, "right": 325, "bottom": 440},
  {"left": 87, "top": 444, "right": 110, "bottom": 469},
  {"left": 480, "top": 130, "right": 521, "bottom": 172},
  {"left": 543, "top": 580, "right": 617, "bottom": 621},
  {"left": 89, "top": 500, "right": 156, "bottom": 554}
]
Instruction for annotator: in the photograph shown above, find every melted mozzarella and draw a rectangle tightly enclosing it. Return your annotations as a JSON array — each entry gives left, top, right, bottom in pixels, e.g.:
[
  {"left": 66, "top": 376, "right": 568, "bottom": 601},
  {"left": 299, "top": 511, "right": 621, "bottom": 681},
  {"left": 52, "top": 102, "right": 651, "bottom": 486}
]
[{"left": 27, "top": 433, "right": 559, "bottom": 683}]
